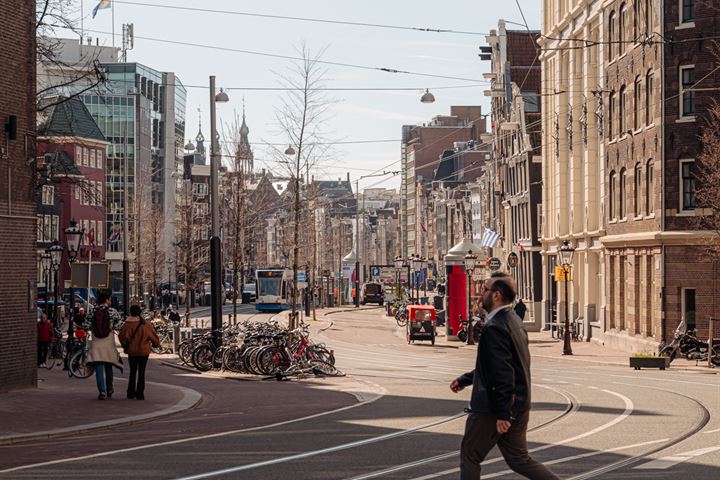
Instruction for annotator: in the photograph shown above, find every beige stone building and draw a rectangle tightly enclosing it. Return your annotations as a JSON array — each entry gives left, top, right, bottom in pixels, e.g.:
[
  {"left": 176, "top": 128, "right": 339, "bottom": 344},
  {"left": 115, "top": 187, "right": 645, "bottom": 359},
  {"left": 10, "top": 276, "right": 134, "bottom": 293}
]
[{"left": 539, "top": 0, "right": 606, "bottom": 341}]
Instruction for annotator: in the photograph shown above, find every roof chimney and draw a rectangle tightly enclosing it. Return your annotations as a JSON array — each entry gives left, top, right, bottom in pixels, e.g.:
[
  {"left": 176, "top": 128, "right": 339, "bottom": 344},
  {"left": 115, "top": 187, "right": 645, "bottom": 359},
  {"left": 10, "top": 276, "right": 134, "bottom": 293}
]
[{"left": 347, "top": 172, "right": 350, "bottom": 183}]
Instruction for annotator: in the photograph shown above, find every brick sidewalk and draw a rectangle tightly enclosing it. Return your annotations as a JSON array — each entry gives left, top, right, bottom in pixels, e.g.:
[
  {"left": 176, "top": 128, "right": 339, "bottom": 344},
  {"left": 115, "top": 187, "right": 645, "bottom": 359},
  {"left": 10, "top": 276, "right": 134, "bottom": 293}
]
[{"left": 0, "top": 360, "right": 201, "bottom": 444}]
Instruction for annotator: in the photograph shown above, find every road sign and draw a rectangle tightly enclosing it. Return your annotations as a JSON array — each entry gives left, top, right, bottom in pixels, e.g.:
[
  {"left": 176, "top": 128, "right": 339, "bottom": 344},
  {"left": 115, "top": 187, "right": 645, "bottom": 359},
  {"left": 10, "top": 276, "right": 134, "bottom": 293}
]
[
  {"left": 296, "top": 272, "right": 308, "bottom": 289},
  {"left": 369, "top": 265, "right": 396, "bottom": 283},
  {"left": 554, "top": 265, "right": 572, "bottom": 282},
  {"left": 488, "top": 257, "right": 502, "bottom": 271},
  {"left": 507, "top": 252, "right": 519, "bottom": 268},
  {"left": 70, "top": 262, "right": 109, "bottom": 288}
]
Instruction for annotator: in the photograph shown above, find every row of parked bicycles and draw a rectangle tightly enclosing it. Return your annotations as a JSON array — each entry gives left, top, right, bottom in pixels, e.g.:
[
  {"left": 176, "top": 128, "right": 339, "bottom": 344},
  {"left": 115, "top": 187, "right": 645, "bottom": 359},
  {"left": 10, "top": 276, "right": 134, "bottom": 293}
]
[
  {"left": 659, "top": 320, "right": 720, "bottom": 365},
  {"left": 178, "top": 320, "right": 343, "bottom": 380}
]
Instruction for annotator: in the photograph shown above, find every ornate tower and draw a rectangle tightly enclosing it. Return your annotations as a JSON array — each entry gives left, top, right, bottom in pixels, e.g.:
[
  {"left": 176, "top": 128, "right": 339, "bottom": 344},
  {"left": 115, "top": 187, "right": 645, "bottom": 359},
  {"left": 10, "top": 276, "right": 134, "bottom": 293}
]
[{"left": 236, "top": 100, "right": 253, "bottom": 175}]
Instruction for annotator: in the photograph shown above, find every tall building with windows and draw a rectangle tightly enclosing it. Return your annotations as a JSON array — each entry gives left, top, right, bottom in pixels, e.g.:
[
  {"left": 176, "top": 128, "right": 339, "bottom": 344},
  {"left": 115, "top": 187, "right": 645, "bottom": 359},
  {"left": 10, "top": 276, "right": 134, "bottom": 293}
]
[
  {"left": 542, "top": 0, "right": 720, "bottom": 352},
  {"left": 540, "top": 0, "right": 606, "bottom": 342},
  {"left": 37, "top": 39, "right": 186, "bottom": 295}
]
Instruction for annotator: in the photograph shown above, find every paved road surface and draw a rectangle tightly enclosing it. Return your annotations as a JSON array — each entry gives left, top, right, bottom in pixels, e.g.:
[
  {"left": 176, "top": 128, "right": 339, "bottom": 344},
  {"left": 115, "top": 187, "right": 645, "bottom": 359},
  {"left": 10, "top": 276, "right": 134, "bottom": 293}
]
[{"left": 1, "top": 307, "right": 718, "bottom": 479}]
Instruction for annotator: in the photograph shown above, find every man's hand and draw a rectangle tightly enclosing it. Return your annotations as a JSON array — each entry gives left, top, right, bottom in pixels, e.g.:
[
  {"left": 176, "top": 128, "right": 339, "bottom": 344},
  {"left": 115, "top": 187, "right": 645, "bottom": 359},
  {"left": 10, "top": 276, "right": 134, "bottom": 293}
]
[
  {"left": 450, "top": 378, "right": 464, "bottom": 393},
  {"left": 496, "top": 420, "right": 511, "bottom": 434}
]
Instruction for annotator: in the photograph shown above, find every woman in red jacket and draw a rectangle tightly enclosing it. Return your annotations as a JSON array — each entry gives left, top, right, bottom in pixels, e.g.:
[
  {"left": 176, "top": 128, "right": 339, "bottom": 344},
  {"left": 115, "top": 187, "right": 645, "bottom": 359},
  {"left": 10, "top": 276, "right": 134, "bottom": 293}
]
[{"left": 37, "top": 313, "right": 55, "bottom": 367}]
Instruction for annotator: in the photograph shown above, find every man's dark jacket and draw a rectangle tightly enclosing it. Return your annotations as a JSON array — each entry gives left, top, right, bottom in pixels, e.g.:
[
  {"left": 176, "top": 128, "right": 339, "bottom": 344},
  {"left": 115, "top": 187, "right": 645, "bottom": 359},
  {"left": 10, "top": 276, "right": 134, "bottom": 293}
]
[{"left": 457, "top": 306, "right": 532, "bottom": 421}]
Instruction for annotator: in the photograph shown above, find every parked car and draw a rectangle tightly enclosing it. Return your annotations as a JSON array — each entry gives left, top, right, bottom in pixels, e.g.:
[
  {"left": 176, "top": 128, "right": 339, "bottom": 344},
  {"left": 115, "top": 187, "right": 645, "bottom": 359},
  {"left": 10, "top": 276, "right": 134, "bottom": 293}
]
[
  {"left": 362, "top": 282, "right": 384, "bottom": 305},
  {"left": 242, "top": 283, "right": 257, "bottom": 303}
]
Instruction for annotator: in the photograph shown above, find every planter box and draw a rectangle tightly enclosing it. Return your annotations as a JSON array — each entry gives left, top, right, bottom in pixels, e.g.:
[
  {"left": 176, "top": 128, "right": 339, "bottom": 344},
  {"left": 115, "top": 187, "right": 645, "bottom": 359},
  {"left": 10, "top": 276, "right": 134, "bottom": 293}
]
[{"left": 629, "top": 356, "right": 671, "bottom": 370}]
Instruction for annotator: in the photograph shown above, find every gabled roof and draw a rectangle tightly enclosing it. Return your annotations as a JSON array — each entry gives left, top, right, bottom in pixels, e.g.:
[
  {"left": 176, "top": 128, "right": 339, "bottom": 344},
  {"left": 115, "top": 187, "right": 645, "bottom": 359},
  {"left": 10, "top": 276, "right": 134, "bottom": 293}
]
[
  {"left": 38, "top": 96, "right": 106, "bottom": 143},
  {"left": 434, "top": 149, "right": 459, "bottom": 182}
]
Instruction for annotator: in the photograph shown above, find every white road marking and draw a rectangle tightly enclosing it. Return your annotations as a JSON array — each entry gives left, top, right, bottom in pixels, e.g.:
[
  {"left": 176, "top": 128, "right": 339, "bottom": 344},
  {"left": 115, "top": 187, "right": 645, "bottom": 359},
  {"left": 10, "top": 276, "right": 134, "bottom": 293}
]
[
  {"left": 173, "top": 413, "right": 467, "bottom": 480},
  {"left": 0, "top": 385, "right": 386, "bottom": 474},
  {"left": 703, "top": 428, "right": 720, "bottom": 434},
  {"left": 634, "top": 446, "right": 720, "bottom": 470},
  {"left": 402, "top": 387, "right": 634, "bottom": 480}
]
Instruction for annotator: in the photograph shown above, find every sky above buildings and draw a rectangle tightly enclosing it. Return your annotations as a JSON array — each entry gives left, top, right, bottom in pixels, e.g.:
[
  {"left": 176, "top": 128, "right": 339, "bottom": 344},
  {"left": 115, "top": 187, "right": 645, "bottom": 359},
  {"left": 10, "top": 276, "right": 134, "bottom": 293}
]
[{"left": 69, "top": 0, "right": 541, "bottom": 189}]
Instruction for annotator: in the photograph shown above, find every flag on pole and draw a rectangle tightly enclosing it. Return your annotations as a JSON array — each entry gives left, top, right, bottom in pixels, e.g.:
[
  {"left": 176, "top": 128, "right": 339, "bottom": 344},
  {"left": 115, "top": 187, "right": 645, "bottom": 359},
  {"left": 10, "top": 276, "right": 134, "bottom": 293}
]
[
  {"left": 92, "top": 0, "right": 111, "bottom": 18},
  {"left": 480, "top": 227, "right": 500, "bottom": 248}
]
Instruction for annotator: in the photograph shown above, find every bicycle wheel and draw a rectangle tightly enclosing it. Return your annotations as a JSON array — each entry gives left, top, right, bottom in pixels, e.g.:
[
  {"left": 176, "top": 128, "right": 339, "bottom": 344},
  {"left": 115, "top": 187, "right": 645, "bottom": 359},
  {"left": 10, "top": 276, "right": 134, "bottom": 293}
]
[
  {"left": 191, "top": 344, "right": 215, "bottom": 372},
  {"left": 396, "top": 313, "right": 408, "bottom": 327},
  {"left": 178, "top": 341, "right": 194, "bottom": 365},
  {"left": 44, "top": 341, "right": 58, "bottom": 370},
  {"left": 259, "top": 347, "right": 290, "bottom": 375},
  {"left": 310, "top": 359, "right": 345, "bottom": 377},
  {"left": 307, "top": 346, "right": 335, "bottom": 365},
  {"left": 69, "top": 350, "right": 94, "bottom": 379}
]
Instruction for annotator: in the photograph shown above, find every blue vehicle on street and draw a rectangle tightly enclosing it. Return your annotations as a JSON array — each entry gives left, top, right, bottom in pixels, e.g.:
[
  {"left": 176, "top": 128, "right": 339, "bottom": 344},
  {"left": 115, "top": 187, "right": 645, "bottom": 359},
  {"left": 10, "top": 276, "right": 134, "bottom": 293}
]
[{"left": 255, "top": 268, "right": 292, "bottom": 312}]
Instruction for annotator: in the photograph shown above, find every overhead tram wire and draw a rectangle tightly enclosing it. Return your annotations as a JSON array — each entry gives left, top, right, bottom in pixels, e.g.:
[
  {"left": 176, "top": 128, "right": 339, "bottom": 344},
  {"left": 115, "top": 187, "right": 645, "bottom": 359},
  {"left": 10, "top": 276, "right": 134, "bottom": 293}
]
[
  {"left": 112, "top": 0, "right": 489, "bottom": 36},
  {"left": 62, "top": 27, "right": 488, "bottom": 84}
]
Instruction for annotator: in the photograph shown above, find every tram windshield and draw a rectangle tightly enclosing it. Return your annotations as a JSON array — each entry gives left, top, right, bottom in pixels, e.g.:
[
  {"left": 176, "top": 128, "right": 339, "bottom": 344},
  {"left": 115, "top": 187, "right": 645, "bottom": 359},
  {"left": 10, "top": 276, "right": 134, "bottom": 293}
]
[{"left": 257, "top": 274, "right": 282, "bottom": 297}]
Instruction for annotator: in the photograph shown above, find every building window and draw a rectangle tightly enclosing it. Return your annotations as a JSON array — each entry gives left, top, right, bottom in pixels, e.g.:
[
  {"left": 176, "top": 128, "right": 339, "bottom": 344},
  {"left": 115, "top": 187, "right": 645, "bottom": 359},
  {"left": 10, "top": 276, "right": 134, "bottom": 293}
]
[
  {"left": 37, "top": 215, "right": 43, "bottom": 242},
  {"left": 634, "top": 163, "right": 642, "bottom": 216},
  {"left": 634, "top": 76, "right": 642, "bottom": 130},
  {"left": 646, "top": 0, "right": 653, "bottom": 33},
  {"left": 609, "top": 170, "right": 616, "bottom": 220},
  {"left": 619, "top": 85, "right": 627, "bottom": 134},
  {"left": 646, "top": 159, "right": 654, "bottom": 214},
  {"left": 683, "top": 288, "right": 696, "bottom": 329},
  {"left": 522, "top": 90, "right": 540, "bottom": 112},
  {"left": 681, "top": 0, "right": 694, "bottom": 23},
  {"left": 680, "top": 66, "right": 695, "bottom": 117},
  {"left": 680, "top": 159, "right": 697, "bottom": 210},
  {"left": 646, "top": 70, "right": 654, "bottom": 125},
  {"left": 90, "top": 149, "right": 96, "bottom": 168},
  {"left": 619, "top": 4, "right": 627, "bottom": 54},
  {"left": 75, "top": 146, "right": 82, "bottom": 163},
  {"left": 608, "top": 12, "right": 616, "bottom": 59},
  {"left": 609, "top": 91, "right": 615, "bottom": 138},
  {"left": 41, "top": 185, "right": 54, "bottom": 205},
  {"left": 193, "top": 183, "right": 208, "bottom": 196},
  {"left": 619, "top": 168, "right": 627, "bottom": 219},
  {"left": 83, "top": 147, "right": 89, "bottom": 166},
  {"left": 634, "top": 0, "right": 642, "bottom": 40}
]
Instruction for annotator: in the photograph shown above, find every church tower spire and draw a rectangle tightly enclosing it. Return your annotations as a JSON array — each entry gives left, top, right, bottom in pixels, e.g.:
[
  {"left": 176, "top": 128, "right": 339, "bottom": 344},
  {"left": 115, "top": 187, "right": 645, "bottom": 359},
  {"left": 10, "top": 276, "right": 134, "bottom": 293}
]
[
  {"left": 195, "top": 107, "right": 206, "bottom": 164},
  {"left": 236, "top": 98, "right": 253, "bottom": 174}
]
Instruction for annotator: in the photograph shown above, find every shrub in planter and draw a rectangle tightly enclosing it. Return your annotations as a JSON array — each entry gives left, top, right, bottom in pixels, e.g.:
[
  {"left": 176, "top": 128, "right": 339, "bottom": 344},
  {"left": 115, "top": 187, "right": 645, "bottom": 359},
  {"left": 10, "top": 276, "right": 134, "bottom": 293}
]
[{"left": 629, "top": 355, "right": 671, "bottom": 370}]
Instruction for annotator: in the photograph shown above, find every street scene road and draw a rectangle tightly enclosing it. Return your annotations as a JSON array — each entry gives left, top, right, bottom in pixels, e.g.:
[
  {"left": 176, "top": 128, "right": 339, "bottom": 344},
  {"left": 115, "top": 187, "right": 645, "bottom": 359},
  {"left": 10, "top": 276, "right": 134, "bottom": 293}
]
[{"left": 2, "top": 307, "right": 718, "bottom": 479}]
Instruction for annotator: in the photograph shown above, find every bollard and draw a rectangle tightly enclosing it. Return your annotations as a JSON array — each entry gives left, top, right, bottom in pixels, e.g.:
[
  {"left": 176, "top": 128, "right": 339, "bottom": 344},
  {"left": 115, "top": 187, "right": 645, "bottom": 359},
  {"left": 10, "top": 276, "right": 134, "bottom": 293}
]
[
  {"left": 709, "top": 317, "right": 715, "bottom": 369},
  {"left": 173, "top": 322, "right": 180, "bottom": 354}
]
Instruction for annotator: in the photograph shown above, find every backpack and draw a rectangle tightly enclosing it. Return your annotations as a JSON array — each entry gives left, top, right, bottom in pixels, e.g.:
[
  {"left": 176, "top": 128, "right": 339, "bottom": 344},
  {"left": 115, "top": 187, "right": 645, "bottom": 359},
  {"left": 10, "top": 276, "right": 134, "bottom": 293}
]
[{"left": 93, "top": 308, "right": 111, "bottom": 338}]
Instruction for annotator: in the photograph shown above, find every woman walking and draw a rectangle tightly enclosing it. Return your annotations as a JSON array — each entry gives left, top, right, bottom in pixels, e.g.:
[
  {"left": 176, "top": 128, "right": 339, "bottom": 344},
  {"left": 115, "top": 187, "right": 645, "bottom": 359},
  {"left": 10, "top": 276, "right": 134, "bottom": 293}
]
[
  {"left": 119, "top": 305, "right": 160, "bottom": 400},
  {"left": 86, "top": 292, "right": 124, "bottom": 400}
]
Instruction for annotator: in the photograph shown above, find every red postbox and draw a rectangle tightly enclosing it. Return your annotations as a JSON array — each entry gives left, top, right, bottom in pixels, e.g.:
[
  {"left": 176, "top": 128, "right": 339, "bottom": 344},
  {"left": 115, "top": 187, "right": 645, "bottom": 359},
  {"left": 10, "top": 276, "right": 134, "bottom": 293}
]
[{"left": 443, "top": 239, "right": 483, "bottom": 339}]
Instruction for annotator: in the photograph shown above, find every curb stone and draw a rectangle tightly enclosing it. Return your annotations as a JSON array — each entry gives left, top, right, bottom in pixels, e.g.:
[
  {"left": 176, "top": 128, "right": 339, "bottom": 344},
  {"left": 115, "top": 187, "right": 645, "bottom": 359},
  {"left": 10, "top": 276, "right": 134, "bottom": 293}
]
[{"left": 0, "top": 380, "right": 202, "bottom": 445}]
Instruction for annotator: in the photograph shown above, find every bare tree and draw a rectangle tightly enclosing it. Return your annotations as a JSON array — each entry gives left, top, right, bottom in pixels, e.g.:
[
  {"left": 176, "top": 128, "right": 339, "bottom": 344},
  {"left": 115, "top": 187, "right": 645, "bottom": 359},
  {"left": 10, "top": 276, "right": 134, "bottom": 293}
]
[
  {"left": 270, "top": 43, "right": 335, "bottom": 328},
  {"left": 695, "top": 102, "right": 720, "bottom": 260}
]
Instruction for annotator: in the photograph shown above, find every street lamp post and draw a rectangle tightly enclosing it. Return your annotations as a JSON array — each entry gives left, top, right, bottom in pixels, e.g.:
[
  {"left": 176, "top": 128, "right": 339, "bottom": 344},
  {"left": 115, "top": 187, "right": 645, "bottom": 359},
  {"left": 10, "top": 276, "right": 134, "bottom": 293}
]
[
  {"left": 559, "top": 240, "right": 575, "bottom": 355},
  {"left": 412, "top": 255, "right": 422, "bottom": 303},
  {"left": 41, "top": 252, "right": 51, "bottom": 318},
  {"left": 209, "top": 76, "right": 229, "bottom": 346},
  {"left": 64, "top": 219, "right": 83, "bottom": 343},
  {"left": 464, "top": 250, "right": 478, "bottom": 346},
  {"left": 394, "top": 255, "right": 403, "bottom": 302},
  {"left": 48, "top": 243, "right": 63, "bottom": 326}
]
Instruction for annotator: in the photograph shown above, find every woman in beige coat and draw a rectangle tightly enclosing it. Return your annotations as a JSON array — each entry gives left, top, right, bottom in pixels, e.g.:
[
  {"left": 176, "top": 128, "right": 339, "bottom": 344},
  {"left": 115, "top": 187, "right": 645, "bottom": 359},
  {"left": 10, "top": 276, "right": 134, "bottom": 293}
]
[{"left": 86, "top": 292, "right": 123, "bottom": 400}]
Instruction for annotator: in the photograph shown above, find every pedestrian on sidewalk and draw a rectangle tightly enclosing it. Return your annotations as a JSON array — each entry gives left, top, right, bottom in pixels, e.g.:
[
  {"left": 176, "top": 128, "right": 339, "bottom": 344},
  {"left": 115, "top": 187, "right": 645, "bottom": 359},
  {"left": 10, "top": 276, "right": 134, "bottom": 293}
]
[
  {"left": 450, "top": 272, "right": 559, "bottom": 480},
  {"left": 119, "top": 305, "right": 160, "bottom": 400},
  {"left": 514, "top": 298, "right": 527, "bottom": 321},
  {"left": 37, "top": 313, "right": 54, "bottom": 367},
  {"left": 86, "top": 292, "right": 123, "bottom": 400}
]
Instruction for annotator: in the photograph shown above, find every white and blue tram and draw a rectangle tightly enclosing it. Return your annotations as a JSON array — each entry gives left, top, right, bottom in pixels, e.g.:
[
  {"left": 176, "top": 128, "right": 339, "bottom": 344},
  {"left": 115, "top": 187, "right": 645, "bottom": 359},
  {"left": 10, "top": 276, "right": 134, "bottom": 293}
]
[{"left": 255, "top": 268, "right": 293, "bottom": 312}]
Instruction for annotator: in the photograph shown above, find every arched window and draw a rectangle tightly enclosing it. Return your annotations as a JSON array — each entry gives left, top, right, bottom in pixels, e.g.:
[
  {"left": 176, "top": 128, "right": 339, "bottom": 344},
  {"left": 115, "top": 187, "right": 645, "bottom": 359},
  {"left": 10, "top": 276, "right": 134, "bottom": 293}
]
[
  {"left": 609, "top": 91, "right": 616, "bottom": 138},
  {"left": 634, "top": 0, "right": 641, "bottom": 41},
  {"left": 609, "top": 170, "right": 617, "bottom": 220},
  {"left": 646, "top": 159, "right": 654, "bottom": 214},
  {"left": 634, "top": 76, "right": 642, "bottom": 130},
  {"left": 646, "top": 70, "right": 654, "bottom": 125},
  {"left": 619, "top": 168, "right": 627, "bottom": 219},
  {"left": 646, "top": 0, "right": 653, "bottom": 34},
  {"left": 608, "top": 11, "right": 616, "bottom": 60},
  {"left": 634, "top": 163, "right": 643, "bottom": 216},
  {"left": 619, "top": 4, "right": 627, "bottom": 54},
  {"left": 619, "top": 85, "right": 627, "bottom": 134}
]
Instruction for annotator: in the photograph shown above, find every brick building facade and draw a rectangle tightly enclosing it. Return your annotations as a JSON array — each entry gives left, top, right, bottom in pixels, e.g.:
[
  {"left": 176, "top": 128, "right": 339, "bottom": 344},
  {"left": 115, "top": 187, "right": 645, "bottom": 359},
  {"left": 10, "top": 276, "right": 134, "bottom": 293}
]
[{"left": 0, "top": 0, "right": 38, "bottom": 391}]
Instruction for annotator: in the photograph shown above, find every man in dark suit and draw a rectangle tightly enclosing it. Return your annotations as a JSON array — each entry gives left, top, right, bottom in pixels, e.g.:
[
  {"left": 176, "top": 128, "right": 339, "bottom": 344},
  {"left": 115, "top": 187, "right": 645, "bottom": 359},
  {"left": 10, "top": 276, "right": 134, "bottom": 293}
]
[{"left": 450, "top": 273, "right": 558, "bottom": 480}]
